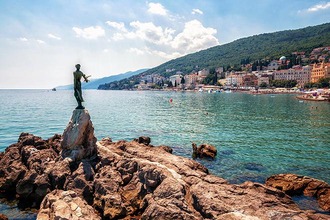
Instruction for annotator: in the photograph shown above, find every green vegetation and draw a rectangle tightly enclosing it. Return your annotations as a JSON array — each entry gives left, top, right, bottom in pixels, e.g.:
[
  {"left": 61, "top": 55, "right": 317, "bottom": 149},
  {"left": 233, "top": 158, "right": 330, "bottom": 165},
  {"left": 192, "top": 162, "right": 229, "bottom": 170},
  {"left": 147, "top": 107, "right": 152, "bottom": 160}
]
[
  {"left": 202, "top": 68, "right": 218, "bottom": 85},
  {"left": 304, "top": 77, "right": 330, "bottom": 88},
  {"left": 270, "top": 80, "right": 298, "bottom": 88},
  {"left": 99, "top": 23, "right": 330, "bottom": 90}
]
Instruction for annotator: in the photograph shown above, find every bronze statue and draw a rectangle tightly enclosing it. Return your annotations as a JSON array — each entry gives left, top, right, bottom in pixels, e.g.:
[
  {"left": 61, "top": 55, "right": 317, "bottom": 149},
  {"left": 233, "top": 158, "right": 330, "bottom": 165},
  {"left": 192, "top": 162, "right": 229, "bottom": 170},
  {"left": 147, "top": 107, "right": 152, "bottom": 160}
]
[{"left": 73, "top": 64, "right": 90, "bottom": 109}]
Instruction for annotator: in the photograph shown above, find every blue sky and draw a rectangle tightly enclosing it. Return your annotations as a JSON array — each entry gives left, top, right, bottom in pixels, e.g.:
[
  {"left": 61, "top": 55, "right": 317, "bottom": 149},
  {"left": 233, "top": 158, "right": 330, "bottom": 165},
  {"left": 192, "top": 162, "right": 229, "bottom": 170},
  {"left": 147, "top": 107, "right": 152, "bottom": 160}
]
[{"left": 0, "top": 0, "right": 329, "bottom": 88}]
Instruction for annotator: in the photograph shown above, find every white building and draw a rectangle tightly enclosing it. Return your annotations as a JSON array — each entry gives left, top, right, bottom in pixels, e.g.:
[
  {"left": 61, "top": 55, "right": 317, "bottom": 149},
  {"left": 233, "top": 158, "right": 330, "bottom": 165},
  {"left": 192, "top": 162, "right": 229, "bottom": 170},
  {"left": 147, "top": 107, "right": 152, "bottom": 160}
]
[
  {"left": 274, "top": 65, "right": 311, "bottom": 87},
  {"left": 169, "top": 75, "right": 182, "bottom": 87},
  {"left": 267, "top": 60, "right": 279, "bottom": 70}
]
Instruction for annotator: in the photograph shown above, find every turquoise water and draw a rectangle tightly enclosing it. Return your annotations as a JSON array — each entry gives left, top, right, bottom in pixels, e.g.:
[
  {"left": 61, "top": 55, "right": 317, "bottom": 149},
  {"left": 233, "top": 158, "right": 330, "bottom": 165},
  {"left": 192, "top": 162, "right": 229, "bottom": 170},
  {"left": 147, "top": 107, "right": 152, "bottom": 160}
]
[
  {"left": 0, "top": 89, "right": 329, "bottom": 183},
  {"left": 0, "top": 89, "right": 330, "bottom": 218}
]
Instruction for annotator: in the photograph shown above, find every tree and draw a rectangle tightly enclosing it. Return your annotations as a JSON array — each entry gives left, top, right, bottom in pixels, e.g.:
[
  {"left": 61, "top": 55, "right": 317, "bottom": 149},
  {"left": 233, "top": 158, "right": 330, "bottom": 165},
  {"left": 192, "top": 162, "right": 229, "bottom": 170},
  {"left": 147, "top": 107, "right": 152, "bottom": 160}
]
[
  {"left": 318, "top": 77, "right": 330, "bottom": 88},
  {"left": 181, "top": 77, "right": 185, "bottom": 84},
  {"left": 259, "top": 82, "right": 268, "bottom": 88},
  {"left": 167, "top": 81, "right": 173, "bottom": 88},
  {"left": 270, "top": 79, "right": 297, "bottom": 88}
]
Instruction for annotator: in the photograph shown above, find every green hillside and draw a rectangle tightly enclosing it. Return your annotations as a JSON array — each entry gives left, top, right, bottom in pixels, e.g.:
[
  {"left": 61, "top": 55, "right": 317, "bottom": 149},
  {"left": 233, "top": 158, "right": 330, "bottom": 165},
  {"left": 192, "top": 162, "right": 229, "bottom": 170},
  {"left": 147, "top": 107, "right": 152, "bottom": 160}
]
[{"left": 99, "top": 22, "right": 330, "bottom": 89}]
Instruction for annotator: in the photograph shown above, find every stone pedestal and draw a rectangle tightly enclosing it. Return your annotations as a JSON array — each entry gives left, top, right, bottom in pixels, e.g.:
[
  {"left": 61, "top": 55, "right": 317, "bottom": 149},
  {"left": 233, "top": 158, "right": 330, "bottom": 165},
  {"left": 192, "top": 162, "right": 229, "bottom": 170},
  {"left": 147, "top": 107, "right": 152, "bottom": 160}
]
[{"left": 61, "top": 109, "right": 97, "bottom": 161}]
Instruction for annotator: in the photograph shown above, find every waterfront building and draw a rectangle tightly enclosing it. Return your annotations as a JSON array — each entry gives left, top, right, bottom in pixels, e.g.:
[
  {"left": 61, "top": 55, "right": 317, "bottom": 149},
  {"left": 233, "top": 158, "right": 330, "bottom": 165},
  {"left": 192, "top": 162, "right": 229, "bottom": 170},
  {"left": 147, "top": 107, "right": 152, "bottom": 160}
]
[
  {"left": 311, "top": 62, "right": 330, "bottom": 83},
  {"left": 198, "top": 69, "right": 209, "bottom": 77},
  {"left": 258, "top": 75, "right": 270, "bottom": 86},
  {"left": 226, "top": 73, "right": 244, "bottom": 86},
  {"left": 184, "top": 73, "right": 198, "bottom": 89},
  {"left": 267, "top": 60, "right": 279, "bottom": 70},
  {"left": 274, "top": 65, "right": 311, "bottom": 87},
  {"left": 169, "top": 74, "right": 182, "bottom": 87},
  {"left": 242, "top": 74, "right": 258, "bottom": 87}
]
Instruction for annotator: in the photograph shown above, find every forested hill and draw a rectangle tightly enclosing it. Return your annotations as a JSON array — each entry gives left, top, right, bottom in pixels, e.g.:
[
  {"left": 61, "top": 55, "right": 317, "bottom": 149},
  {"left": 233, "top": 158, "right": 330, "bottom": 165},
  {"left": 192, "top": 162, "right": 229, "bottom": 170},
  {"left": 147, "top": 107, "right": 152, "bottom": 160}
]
[
  {"left": 144, "top": 22, "right": 330, "bottom": 76},
  {"left": 99, "top": 22, "right": 330, "bottom": 90}
]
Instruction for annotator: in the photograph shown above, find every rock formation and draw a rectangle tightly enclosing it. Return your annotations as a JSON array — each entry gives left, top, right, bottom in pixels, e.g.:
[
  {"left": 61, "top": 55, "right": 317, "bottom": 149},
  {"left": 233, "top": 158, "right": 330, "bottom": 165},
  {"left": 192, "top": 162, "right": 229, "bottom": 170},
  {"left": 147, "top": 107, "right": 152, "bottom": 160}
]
[
  {"left": 61, "top": 109, "right": 97, "bottom": 161},
  {"left": 0, "top": 214, "right": 8, "bottom": 220},
  {"left": 266, "top": 173, "right": 330, "bottom": 211},
  {"left": 192, "top": 142, "right": 217, "bottom": 159},
  {"left": 0, "top": 130, "right": 329, "bottom": 219},
  {"left": 37, "top": 190, "right": 100, "bottom": 220}
]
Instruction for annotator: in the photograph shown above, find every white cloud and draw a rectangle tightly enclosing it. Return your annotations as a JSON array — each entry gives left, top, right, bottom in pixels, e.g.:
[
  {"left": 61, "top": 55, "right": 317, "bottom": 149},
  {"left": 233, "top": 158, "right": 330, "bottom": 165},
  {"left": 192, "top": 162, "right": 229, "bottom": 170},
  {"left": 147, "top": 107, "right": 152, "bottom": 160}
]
[
  {"left": 129, "top": 21, "right": 175, "bottom": 45},
  {"left": 19, "top": 37, "right": 28, "bottom": 42},
  {"left": 72, "top": 26, "right": 105, "bottom": 39},
  {"left": 147, "top": 2, "right": 168, "bottom": 16},
  {"left": 48, "top": 33, "right": 61, "bottom": 40},
  {"left": 171, "top": 20, "right": 219, "bottom": 53},
  {"left": 36, "top": 39, "right": 46, "bottom": 44},
  {"left": 110, "top": 19, "right": 219, "bottom": 59},
  {"left": 105, "top": 21, "right": 127, "bottom": 32},
  {"left": 192, "top": 8, "right": 203, "bottom": 15},
  {"left": 128, "top": 47, "right": 145, "bottom": 55},
  {"left": 307, "top": 2, "right": 330, "bottom": 12}
]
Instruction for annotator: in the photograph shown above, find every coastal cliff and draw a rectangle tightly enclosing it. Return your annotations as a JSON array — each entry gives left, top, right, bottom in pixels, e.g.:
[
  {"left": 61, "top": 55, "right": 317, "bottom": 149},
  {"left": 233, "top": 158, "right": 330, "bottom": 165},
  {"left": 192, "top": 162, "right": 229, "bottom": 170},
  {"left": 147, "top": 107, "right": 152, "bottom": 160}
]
[{"left": 0, "top": 110, "right": 329, "bottom": 219}]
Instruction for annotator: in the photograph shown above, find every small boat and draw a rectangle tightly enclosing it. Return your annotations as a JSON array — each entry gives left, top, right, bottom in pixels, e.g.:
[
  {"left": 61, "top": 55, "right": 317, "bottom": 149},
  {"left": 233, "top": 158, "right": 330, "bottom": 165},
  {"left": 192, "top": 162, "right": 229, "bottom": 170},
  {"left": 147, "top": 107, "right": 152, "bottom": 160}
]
[
  {"left": 51, "top": 88, "right": 57, "bottom": 91},
  {"left": 198, "top": 88, "right": 203, "bottom": 92},
  {"left": 296, "top": 95, "right": 329, "bottom": 102}
]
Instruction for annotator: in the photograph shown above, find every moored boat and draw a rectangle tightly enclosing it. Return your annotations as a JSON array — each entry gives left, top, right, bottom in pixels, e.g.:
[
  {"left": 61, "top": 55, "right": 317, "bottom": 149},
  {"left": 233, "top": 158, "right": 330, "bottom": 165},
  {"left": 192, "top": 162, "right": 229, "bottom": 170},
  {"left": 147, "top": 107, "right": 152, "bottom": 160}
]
[{"left": 296, "top": 94, "right": 329, "bottom": 101}]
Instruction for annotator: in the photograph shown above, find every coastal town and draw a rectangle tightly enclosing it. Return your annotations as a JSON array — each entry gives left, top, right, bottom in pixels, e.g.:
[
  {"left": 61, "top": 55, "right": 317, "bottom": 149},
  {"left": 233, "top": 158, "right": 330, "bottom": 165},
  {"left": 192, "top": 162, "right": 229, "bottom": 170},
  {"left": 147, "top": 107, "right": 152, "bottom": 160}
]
[{"left": 131, "top": 46, "right": 330, "bottom": 98}]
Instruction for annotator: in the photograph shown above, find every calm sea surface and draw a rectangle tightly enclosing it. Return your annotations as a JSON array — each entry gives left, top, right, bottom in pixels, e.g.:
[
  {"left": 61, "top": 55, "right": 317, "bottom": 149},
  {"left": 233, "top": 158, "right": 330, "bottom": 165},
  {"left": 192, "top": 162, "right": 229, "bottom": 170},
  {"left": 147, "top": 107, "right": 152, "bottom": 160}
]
[{"left": 0, "top": 89, "right": 329, "bottom": 218}]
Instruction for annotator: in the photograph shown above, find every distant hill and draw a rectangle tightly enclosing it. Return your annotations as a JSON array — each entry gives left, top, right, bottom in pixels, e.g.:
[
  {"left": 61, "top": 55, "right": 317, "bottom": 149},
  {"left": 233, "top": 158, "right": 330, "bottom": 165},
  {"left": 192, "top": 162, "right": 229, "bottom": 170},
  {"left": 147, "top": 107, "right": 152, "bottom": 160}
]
[
  {"left": 107, "top": 22, "right": 330, "bottom": 89},
  {"left": 56, "top": 68, "right": 148, "bottom": 90}
]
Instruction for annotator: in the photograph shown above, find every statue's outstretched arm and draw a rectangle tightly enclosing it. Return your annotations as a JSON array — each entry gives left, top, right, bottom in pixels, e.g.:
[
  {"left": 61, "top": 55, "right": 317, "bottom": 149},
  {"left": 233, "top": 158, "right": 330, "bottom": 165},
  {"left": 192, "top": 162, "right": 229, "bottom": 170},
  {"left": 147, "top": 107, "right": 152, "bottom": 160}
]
[{"left": 83, "top": 73, "right": 91, "bottom": 82}]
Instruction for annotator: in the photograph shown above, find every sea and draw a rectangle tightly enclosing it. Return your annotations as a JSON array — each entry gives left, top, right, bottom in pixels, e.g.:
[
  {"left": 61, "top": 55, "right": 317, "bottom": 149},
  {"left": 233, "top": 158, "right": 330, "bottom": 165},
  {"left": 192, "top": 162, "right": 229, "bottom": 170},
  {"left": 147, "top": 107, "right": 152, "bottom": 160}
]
[{"left": 0, "top": 89, "right": 329, "bottom": 219}]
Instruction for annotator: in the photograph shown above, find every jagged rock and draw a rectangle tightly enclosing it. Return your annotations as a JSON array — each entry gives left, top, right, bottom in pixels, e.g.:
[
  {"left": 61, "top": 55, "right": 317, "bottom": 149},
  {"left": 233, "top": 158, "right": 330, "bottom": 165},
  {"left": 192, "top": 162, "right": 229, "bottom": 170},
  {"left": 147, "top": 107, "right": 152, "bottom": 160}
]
[
  {"left": 0, "top": 144, "right": 28, "bottom": 194},
  {"left": 61, "top": 109, "right": 97, "bottom": 161},
  {"left": 0, "top": 213, "right": 8, "bottom": 220},
  {"left": 37, "top": 190, "right": 100, "bottom": 220},
  {"left": 134, "top": 136, "right": 151, "bottom": 145},
  {"left": 94, "top": 140, "right": 329, "bottom": 219},
  {"left": 155, "top": 145, "right": 173, "bottom": 154},
  {"left": 192, "top": 143, "right": 217, "bottom": 159},
  {"left": 0, "top": 133, "right": 62, "bottom": 206},
  {"left": 266, "top": 173, "right": 330, "bottom": 211},
  {"left": 65, "top": 161, "right": 95, "bottom": 204},
  {"left": 0, "top": 132, "right": 329, "bottom": 219}
]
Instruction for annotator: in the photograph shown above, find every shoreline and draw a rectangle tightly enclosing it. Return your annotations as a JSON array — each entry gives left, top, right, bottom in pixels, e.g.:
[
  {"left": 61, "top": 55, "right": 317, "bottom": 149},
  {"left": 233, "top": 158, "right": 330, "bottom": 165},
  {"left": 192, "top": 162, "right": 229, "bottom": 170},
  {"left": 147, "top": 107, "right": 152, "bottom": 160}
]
[{"left": 0, "top": 131, "right": 329, "bottom": 219}]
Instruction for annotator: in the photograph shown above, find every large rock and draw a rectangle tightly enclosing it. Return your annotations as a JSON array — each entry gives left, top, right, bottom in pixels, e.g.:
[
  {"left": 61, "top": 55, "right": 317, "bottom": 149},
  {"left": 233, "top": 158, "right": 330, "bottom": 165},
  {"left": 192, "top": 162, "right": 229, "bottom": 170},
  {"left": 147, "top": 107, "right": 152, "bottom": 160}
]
[
  {"left": 93, "top": 140, "right": 329, "bottom": 219},
  {"left": 61, "top": 109, "right": 97, "bottom": 161},
  {"left": 266, "top": 173, "right": 330, "bottom": 211},
  {"left": 0, "top": 132, "right": 329, "bottom": 219},
  {"left": 37, "top": 190, "right": 100, "bottom": 220},
  {"left": 0, "top": 133, "right": 64, "bottom": 207},
  {"left": 192, "top": 142, "right": 217, "bottom": 159}
]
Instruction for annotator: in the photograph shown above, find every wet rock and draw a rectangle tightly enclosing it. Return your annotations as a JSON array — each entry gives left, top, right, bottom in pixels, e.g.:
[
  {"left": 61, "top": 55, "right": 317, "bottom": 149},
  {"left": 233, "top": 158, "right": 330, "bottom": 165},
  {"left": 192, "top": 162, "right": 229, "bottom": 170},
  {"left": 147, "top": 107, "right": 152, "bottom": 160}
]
[
  {"left": 244, "top": 162, "right": 266, "bottom": 172},
  {"left": 61, "top": 109, "right": 97, "bottom": 161},
  {"left": 0, "top": 214, "right": 8, "bottom": 220},
  {"left": 1, "top": 132, "right": 329, "bottom": 219},
  {"left": 134, "top": 136, "right": 151, "bottom": 145},
  {"left": 192, "top": 142, "right": 217, "bottom": 159},
  {"left": 0, "top": 152, "right": 27, "bottom": 194},
  {"left": 0, "top": 133, "right": 60, "bottom": 204},
  {"left": 266, "top": 173, "right": 330, "bottom": 211},
  {"left": 37, "top": 190, "right": 100, "bottom": 220},
  {"left": 155, "top": 145, "right": 173, "bottom": 154}
]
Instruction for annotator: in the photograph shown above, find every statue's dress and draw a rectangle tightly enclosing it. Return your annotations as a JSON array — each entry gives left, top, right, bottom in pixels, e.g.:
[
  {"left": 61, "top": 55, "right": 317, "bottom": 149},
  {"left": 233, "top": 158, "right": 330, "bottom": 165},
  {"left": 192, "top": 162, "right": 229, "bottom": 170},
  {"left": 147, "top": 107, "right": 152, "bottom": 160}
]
[{"left": 73, "top": 70, "right": 85, "bottom": 103}]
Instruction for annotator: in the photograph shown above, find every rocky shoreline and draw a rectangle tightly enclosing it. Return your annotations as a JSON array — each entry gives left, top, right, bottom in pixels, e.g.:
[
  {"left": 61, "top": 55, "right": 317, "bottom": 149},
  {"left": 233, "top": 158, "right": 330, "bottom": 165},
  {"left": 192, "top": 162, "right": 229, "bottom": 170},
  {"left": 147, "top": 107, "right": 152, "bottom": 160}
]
[{"left": 0, "top": 109, "right": 329, "bottom": 219}]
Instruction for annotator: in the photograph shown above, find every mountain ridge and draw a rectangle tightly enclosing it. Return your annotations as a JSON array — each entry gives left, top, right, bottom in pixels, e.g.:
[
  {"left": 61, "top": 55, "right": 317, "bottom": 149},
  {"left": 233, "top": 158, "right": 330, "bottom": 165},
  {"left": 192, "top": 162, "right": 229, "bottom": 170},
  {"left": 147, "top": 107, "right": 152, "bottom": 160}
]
[
  {"left": 103, "top": 22, "right": 330, "bottom": 90},
  {"left": 56, "top": 68, "right": 148, "bottom": 90}
]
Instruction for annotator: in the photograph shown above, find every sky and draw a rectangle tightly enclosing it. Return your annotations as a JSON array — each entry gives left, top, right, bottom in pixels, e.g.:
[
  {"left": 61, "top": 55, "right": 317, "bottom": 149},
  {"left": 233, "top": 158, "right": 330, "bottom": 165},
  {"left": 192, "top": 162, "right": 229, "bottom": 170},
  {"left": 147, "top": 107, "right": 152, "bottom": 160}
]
[{"left": 0, "top": 0, "right": 329, "bottom": 89}]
